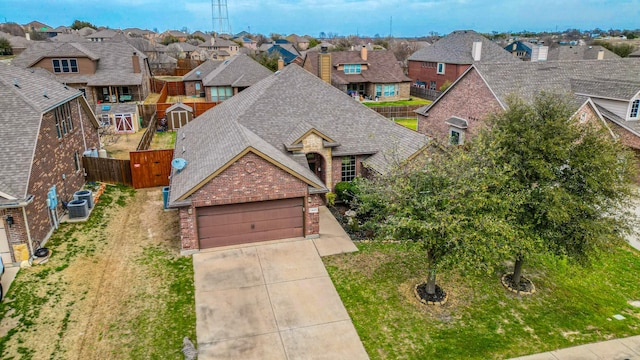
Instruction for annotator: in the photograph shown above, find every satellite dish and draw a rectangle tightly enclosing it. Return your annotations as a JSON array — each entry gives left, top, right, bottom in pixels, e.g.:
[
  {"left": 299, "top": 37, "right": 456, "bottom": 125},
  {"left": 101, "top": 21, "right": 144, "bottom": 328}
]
[{"left": 171, "top": 158, "right": 188, "bottom": 172}]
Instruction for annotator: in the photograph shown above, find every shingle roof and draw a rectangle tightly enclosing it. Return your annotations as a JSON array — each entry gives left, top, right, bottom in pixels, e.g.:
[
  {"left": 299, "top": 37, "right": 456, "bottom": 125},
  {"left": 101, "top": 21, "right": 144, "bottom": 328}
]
[
  {"left": 547, "top": 45, "right": 620, "bottom": 61},
  {"left": 86, "top": 29, "right": 120, "bottom": 39},
  {"left": 473, "top": 59, "right": 640, "bottom": 107},
  {"left": 267, "top": 45, "right": 299, "bottom": 65},
  {"left": 202, "top": 54, "right": 272, "bottom": 87},
  {"left": 418, "top": 59, "right": 640, "bottom": 115},
  {"left": 408, "top": 30, "right": 520, "bottom": 64},
  {"left": 169, "top": 64, "right": 428, "bottom": 203},
  {"left": 11, "top": 41, "right": 148, "bottom": 86},
  {"left": 0, "top": 63, "right": 83, "bottom": 199},
  {"left": 182, "top": 59, "right": 223, "bottom": 81},
  {"left": 304, "top": 50, "right": 411, "bottom": 85}
]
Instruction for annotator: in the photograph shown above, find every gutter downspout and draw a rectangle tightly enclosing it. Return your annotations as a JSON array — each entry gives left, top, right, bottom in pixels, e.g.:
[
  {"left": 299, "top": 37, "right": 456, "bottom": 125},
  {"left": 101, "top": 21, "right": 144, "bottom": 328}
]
[
  {"left": 22, "top": 207, "right": 34, "bottom": 256},
  {"left": 77, "top": 100, "right": 88, "bottom": 150}
]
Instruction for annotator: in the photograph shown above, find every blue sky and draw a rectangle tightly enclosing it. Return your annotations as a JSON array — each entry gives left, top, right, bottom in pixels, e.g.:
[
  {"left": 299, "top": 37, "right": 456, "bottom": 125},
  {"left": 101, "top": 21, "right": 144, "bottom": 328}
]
[{"left": 1, "top": 0, "right": 638, "bottom": 37}]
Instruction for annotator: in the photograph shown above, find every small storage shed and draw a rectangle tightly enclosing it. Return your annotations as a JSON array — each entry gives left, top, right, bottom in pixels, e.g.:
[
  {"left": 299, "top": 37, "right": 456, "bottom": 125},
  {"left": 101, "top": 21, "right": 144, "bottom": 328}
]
[{"left": 165, "top": 103, "right": 193, "bottom": 130}]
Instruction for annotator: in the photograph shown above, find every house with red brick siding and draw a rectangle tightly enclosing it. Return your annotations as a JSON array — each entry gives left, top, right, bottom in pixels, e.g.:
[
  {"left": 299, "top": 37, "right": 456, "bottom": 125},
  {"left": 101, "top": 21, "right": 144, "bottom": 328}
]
[
  {"left": 0, "top": 63, "right": 100, "bottom": 264},
  {"left": 407, "top": 30, "right": 519, "bottom": 93},
  {"left": 168, "top": 64, "right": 428, "bottom": 253},
  {"left": 415, "top": 59, "right": 640, "bottom": 148},
  {"left": 182, "top": 54, "right": 272, "bottom": 101},
  {"left": 304, "top": 46, "right": 411, "bottom": 101}
]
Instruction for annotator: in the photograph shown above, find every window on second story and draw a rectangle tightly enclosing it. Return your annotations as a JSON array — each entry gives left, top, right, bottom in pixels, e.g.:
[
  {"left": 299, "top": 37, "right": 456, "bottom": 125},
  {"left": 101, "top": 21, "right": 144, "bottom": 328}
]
[
  {"left": 631, "top": 99, "right": 640, "bottom": 119},
  {"left": 449, "top": 129, "right": 463, "bottom": 145},
  {"left": 437, "top": 63, "right": 445, "bottom": 75},
  {"left": 343, "top": 64, "right": 361, "bottom": 74},
  {"left": 54, "top": 102, "right": 73, "bottom": 139},
  {"left": 52, "top": 59, "right": 78, "bottom": 73}
]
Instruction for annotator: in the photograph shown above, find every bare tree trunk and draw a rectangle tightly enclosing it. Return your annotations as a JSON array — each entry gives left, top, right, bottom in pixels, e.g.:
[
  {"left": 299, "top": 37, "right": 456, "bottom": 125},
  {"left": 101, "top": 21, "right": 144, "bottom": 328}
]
[
  {"left": 426, "top": 251, "right": 436, "bottom": 295},
  {"left": 512, "top": 257, "right": 524, "bottom": 285}
]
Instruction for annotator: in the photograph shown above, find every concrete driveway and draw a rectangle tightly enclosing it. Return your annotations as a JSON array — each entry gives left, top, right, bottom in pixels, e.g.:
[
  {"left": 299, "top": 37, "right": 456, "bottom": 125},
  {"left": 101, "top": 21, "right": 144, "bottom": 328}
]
[{"left": 193, "top": 207, "right": 369, "bottom": 359}]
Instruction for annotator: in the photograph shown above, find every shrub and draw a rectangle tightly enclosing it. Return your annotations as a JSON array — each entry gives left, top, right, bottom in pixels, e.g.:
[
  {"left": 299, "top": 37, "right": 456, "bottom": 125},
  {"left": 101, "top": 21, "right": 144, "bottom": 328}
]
[
  {"left": 326, "top": 192, "right": 336, "bottom": 206},
  {"left": 334, "top": 181, "right": 358, "bottom": 203}
]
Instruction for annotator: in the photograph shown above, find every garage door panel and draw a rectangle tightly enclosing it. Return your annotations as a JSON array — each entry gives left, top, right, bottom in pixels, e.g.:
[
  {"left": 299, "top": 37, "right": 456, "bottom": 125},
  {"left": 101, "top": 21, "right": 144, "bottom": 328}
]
[
  {"left": 198, "top": 216, "right": 303, "bottom": 238},
  {"left": 197, "top": 198, "right": 304, "bottom": 249},
  {"left": 197, "top": 198, "right": 301, "bottom": 216},
  {"left": 197, "top": 205, "right": 302, "bottom": 227},
  {"left": 200, "top": 227, "right": 304, "bottom": 248}
]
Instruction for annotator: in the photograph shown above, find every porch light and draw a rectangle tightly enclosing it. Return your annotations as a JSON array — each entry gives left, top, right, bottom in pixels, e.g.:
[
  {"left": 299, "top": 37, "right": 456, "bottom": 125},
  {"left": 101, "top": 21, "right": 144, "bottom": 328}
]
[{"left": 5, "top": 215, "right": 14, "bottom": 227}]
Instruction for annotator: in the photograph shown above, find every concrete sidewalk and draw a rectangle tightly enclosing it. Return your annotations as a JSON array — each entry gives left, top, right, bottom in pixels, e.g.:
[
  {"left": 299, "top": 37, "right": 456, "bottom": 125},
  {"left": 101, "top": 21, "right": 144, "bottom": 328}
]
[
  {"left": 510, "top": 335, "right": 640, "bottom": 359},
  {"left": 193, "top": 206, "right": 366, "bottom": 359}
]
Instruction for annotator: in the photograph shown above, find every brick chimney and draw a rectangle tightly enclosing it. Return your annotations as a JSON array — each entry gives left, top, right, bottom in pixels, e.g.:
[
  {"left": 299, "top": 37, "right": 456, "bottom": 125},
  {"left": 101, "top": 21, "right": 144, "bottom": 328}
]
[
  {"left": 361, "top": 45, "right": 367, "bottom": 61},
  {"left": 318, "top": 46, "right": 331, "bottom": 84},
  {"left": 132, "top": 52, "right": 141, "bottom": 74},
  {"left": 277, "top": 57, "right": 284, "bottom": 70}
]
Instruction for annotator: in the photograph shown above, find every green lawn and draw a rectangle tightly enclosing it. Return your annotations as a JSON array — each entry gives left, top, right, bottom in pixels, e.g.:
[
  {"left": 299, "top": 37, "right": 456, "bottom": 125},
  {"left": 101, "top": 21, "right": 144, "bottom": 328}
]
[
  {"left": 364, "top": 99, "right": 432, "bottom": 107},
  {"left": 393, "top": 118, "right": 418, "bottom": 131},
  {"left": 324, "top": 241, "right": 640, "bottom": 359}
]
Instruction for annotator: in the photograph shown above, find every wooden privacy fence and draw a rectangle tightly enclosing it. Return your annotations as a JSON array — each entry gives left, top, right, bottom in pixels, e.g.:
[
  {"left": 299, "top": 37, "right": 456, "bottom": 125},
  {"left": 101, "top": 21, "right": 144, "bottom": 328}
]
[
  {"left": 83, "top": 157, "right": 133, "bottom": 186},
  {"left": 369, "top": 105, "right": 424, "bottom": 119},
  {"left": 137, "top": 113, "right": 158, "bottom": 151},
  {"left": 130, "top": 149, "right": 174, "bottom": 189},
  {"left": 410, "top": 87, "right": 442, "bottom": 101}
]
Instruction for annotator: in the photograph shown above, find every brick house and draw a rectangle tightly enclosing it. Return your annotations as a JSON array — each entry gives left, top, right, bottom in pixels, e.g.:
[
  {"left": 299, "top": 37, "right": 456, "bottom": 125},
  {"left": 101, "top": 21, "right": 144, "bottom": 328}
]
[
  {"left": 11, "top": 41, "right": 152, "bottom": 108},
  {"left": 414, "top": 59, "right": 640, "bottom": 148},
  {"left": 303, "top": 46, "right": 411, "bottom": 101},
  {"left": 407, "top": 30, "right": 519, "bottom": 92},
  {"left": 168, "top": 64, "right": 428, "bottom": 252},
  {"left": 182, "top": 54, "right": 272, "bottom": 101},
  {"left": 0, "top": 63, "right": 100, "bottom": 264}
]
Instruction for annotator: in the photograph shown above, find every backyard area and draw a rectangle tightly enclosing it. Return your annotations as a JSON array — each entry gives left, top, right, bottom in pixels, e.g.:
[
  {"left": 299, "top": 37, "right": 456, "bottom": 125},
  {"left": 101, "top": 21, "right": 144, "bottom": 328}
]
[
  {"left": 0, "top": 186, "right": 195, "bottom": 359},
  {"left": 363, "top": 98, "right": 431, "bottom": 107},
  {"left": 323, "top": 230, "right": 640, "bottom": 359},
  {"left": 103, "top": 128, "right": 176, "bottom": 159}
]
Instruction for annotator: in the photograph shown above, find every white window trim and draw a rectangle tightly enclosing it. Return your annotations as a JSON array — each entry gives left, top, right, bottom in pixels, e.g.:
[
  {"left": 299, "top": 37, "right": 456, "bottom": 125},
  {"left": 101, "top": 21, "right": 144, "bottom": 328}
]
[
  {"left": 630, "top": 99, "right": 640, "bottom": 120},
  {"left": 449, "top": 128, "right": 464, "bottom": 145},
  {"left": 437, "top": 63, "right": 445, "bottom": 75}
]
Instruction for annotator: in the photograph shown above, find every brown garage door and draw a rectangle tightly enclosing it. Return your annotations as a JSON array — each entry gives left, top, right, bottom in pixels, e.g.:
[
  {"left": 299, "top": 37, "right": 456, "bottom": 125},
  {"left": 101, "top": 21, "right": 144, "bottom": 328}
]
[{"left": 197, "top": 198, "right": 304, "bottom": 249}]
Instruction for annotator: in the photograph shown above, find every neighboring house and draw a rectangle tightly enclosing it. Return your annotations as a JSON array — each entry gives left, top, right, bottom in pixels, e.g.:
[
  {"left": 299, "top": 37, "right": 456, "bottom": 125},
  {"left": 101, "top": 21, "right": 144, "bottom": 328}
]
[
  {"left": 0, "top": 32, "right": 30, "bottom": 55},
  {"left": 407, "top": 30, "right": 520, "bottom": 92},
  {"left": 237, "top": 36, "right": 257, "bottom": 50},
  {"left": 267, "top": 44, "right": 302, "bottom": 65},
  {"left": 167, "top": 64, "right": 428, "bottom": 252},
  {"left": 185, "top": 54, "right": 272, "bottom": 102},
  {"left": 198, "top": 37, "right": 239, "bottom": 59},
  {"left": 11, "top": 41, "right": 152, "bottom": 107},
  {"left": 286, "top": 34, "right": 310, "bottom": 51},
  {"left": 167, "top": 41, "right": 198, "bottom": 59},
  {"left": 504, "top": 41, "right": 536, "bottom": 61},
  {"left": 182, "top": 59, "right": 222, "bottom": 97},
  {"left": 414, "top": 59, "right": 640, "bottom": 148},
  {"left": 546, "top": 45, "right": 620, "bottom": 60},
  {"left": 303, "top": 46, "right": 412, "bottom": 100},
  {"left": 0, "top": 63, "right": 100, "bottom": 264},
  {"left": 85, "top": 28, "right": 126, "bottom": 42},
  {"left": 161, "top": 30, "right": 189, "bottom": 42}
]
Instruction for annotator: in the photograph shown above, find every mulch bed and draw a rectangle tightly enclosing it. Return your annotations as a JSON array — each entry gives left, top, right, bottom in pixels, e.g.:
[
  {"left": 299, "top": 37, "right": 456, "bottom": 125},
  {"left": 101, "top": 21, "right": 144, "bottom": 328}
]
[
  {"left": 415, "top": 283, "right": 448, "bottom": 305},
  {"left": 328, "top": 204, "right": 373, "bottom": 241},
  {"left": 501, "top": 273, "right": 536, "bottom": 295}
]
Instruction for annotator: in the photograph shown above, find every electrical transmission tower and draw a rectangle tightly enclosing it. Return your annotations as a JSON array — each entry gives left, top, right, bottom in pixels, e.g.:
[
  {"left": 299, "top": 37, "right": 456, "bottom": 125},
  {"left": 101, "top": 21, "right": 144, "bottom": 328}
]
[{"left": 211, "top": 0, "right": 232, "bottom": 35}]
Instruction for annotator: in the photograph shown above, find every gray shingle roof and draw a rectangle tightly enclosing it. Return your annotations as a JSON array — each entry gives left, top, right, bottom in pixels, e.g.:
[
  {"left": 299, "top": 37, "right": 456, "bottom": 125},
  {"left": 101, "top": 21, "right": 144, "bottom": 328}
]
[
  {"left": 0, "top": 63, "right": 83, "bottom": 199},
  {"left": 547, "top": 45, "right": 619, "bottom": 61},
  {"left": 408, "top": 30, "right": 520, "bottom": 64},
  {"left": 169, "top": 64, "right": 429, "bottom": 203},
  {"left": 202, "top": 54, "right": 272, "bottom": 87},
  {"left": 11, "top": 41, "right": 148, "bottom": 86},
  {"left": 473, "top": 59, "right": 640, "bottom": 107},
  {"left": 571, "top": 78, "right": 640, "bottom": 100},
  {"left": 304, "top": 50, "right": 411, "bottom": 85}
]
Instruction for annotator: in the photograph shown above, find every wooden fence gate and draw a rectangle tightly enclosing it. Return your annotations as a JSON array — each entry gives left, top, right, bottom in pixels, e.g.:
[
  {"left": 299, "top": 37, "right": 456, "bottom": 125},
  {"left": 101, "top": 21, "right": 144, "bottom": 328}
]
[
  {"left": 130, "top": 149, "right": 174, "bottom": 189},
  {"left": 83, "top": 157, "right": 133, "bottom": 186}
]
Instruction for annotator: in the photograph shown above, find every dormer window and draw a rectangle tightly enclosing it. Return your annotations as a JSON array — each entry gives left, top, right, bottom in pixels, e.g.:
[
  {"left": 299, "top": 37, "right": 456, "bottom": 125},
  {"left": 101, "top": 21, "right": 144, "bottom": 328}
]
[
  {"left": 52, "top": 59, "right": 78, "bottom": 73},
  {"left": 343, "top": 64, "right": 361, "bottom": 74},
  {"left": 631, "top": 99, "right": 640, "bottom": 119}
]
